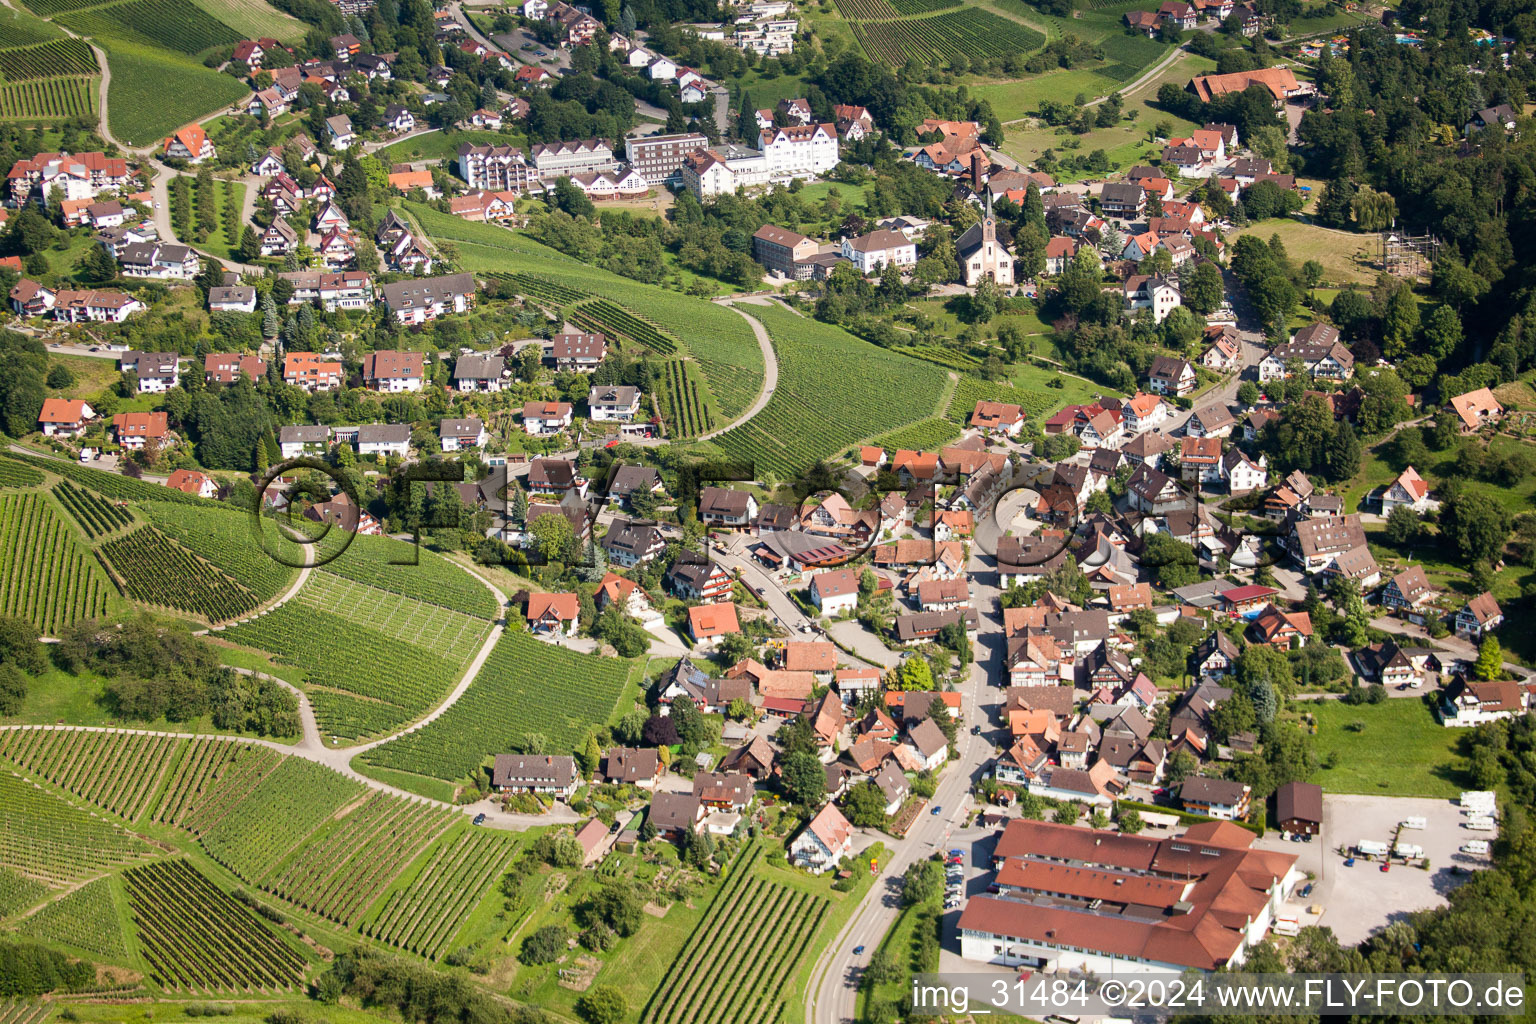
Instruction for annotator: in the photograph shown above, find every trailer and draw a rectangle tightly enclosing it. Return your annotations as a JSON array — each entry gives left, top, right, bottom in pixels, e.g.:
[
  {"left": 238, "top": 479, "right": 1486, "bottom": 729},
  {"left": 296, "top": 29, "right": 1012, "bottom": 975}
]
[
  {"left": 1394, "top": 842, "right": 1424, "bottom": 859},
  {"left": 1355, "top": 840, "right": 1390, "bottom": 857},
  {"left": 1465, "top": 818, "right": 1496, "bottom": 832},
  {"left": 1461, "top": 791, "right": 1496, "bottom": 811},
  {"left": 1400, "top": 816, "right": 1427, "bottom": 830},
  {"left": 1461, "top": 840, "right": 1490, "bottom": 855}
]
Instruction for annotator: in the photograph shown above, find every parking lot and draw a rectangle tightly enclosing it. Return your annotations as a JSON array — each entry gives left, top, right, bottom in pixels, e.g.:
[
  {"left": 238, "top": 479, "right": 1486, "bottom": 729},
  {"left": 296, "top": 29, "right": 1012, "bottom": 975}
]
[{"left": 1261, "top": 793, "right": 1490, "bottom": 946}]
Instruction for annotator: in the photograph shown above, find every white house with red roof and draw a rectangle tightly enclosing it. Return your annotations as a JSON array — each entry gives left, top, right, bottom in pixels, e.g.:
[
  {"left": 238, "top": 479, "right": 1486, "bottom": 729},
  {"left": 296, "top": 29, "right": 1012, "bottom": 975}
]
[
  {"left": 789, "top": 802, "right": 854, "bottom": 873},
  {"left": 1380, "top": 466, "right": 1431, "bottom": 516},
  {"left": 162, "top": 124, "right": 215, "bottom": 163},
  {"left": 111, "top": 411, "right": 169, "bottom": 450},
  {"left": 527, "top": 592, "right": 580, "bottom": 636},
  {"left": 166, "top": 469, "right": 218, "bottom": 498},
  {"left": 37, "top": 398, "right": 95, "bottom": 437}
]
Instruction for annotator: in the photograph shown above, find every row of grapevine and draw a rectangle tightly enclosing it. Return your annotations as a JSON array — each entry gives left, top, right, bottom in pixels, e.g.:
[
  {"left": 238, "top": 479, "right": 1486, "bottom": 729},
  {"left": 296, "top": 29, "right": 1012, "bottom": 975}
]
[
  {"left": 714, "top": 304, "right": 949, "bottom": 479},
  {"left": 364, "top": 826, "right": 517, "bottom": 960},
  {"left": 0, "top": 492, "right": 111, "bottom": 634},
  {"left": 0, "top": 460, "right": 43, "bottom": 488},
  {"left": 219, "top": 602, "right": 470, "bottom": 740},
  {"left": 261, "top": 791, "right": 454, "bottom": 926},
  {"left": 157, "top": 741, "right": 282, "bottom": 830},
  {"left": 660, "top": 359, "right": 712, "bottom": 439},
  {"left": 0, "top": 39, "right": 97, "bottom": 80},
  {"left": 493, "top": 271, "right": 591, "bottom": 305},
  {"left": 122, "top": 859, "right": 308, "bottom": 992},
  {"left": 17, "top": 876, "right": 129, "bottom": 961},
  {"left": 644, "top": 852, "right": 827, "bottom": 1024},
  {"left": 52, "top": 481, "right": 134, "bottom": 538},
  {"left": 946, "top": 373, "right": 1057, "bottom": 424},
  {"left": 0, "top": 77, "right": 96, "bottom": 121},
  {"left": 870, "top": 417, "right": 961, "bottom": 453},
  {"left": 360, "top": 629, "right": 632, "bottom": 781},
  {"left": 0, "top": 1004, "right": 52, "bottom": 1024},
  {"left": 99, "top": 525, "right": 261, "bottom": 621},
  {"left": 58, "top": 0, "right": 241, "bottom": 55},
  {"left": 0, "top": 452, "right": 210, "bottom": 504},
  {"left": 297, "top": 572, "right": 493, "bottom": 654},
  {"left": 850, "top": 8, "right": 1044, "bottom": 66},
  {"left": 196, "top": 755, "right": 364, "bottom": 883},
  {"left": 893, "top": 344, "right": 982, "bottom": 371},
  {"left": 0, "top": 866, "right": 49, "bottom": 919},
  {"left": 139, "top": 501, "right": 299, "bottom": 603},
  {"left": 0, "top": 727, "right": 181, "bottom": 823},
  {"left": 570, "top": 298, "right": 679, "bottom": 354},
  {"left": 317, "top": 533, "right": 499, "bottom": 618},
  {"left": 0, "top": 772, "right": 152, "bottom": 887}
]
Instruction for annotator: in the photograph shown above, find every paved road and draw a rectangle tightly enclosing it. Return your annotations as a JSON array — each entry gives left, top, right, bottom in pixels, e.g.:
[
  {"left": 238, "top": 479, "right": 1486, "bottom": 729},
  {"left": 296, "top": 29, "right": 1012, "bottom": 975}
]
[
  {"left": 699, "top": 296, "right": 781, "bottom": 441},
  {"left": 806, "top": 512, "right": 1009, "bottom": 1024}
]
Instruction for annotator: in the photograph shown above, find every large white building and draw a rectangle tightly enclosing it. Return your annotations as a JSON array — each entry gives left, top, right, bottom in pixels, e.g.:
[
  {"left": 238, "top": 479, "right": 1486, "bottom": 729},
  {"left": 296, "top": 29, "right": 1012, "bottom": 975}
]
[
  {"left": 958, "top": 819, "right": 1300, "bottom": 976},
  {"left": 456, "top": 143, "right": 534, "bottom": 192},
  {"left": 759, "top": 123, "right": 839, "bottom": 178}
]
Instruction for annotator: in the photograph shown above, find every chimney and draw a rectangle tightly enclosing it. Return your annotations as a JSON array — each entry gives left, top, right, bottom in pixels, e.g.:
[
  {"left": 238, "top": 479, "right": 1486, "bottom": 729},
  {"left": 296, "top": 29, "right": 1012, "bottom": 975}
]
[{"left": 971, "top": 150, "right": 986, "bottom": 191}]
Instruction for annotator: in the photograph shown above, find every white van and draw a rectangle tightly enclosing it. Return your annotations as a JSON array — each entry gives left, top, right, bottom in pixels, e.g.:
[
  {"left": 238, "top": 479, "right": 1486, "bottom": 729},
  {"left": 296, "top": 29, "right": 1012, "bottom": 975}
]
[
  {"left": 1394, "top": 842, "right": 1424, "bottom": 859},
  {"left": 1356, "top": 840, "right": 1390, "bottom": 857}
]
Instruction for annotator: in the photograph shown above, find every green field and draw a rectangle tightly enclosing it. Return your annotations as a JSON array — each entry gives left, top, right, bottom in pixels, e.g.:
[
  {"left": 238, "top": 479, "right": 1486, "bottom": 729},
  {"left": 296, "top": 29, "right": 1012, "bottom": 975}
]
[
  {"left": 59, "top": 0, "right": 241, "bottom": 55},
  {"left": 16, "top": 876, "right": 131, "bottom": 961},
  {"left": 96, "top": 35, "right": 247, "bottom": 147},
  {"left": 1234, "top": 218, "right": 1376, "bottom": 287},
  {"left": 0, "top": 771, "right": 153, "bottom": 887},
  {"left": 0, "top": 76, "right": 98, "bottom": 122},
  {"left": 362, "top": 824, "right": 518, "bottom": 960},
  {"left": 1306, "top": 699, "right": 1466, "bottom": 798},
  {"left": 870, "top": 417, "right": 961, "bottom": 452},
  {"left": 358, "top": 629, "right": 637, "bottom": 784},
  {"left": 316, "top": 531, "right": 501, "bottom": 619},
  {"left": 374, "top": 129, "right": 507, "bottom": 164},
  {"left": 407, "top": 203, "right": 767, "bottom": 419},
  {"left": 848, "top": 7, "right": 1045, "bottom": 68},
  {"left": 713, "top": 302, "right": 950, "bottom": 479},
  {"left": 0, "top": 5, "right": 64, "bottom": 44},
  {"left": 188, "top": 0, "right": 305, "bottom": 41},
  {"left": 139, "top": 502, "right": 300, "bottom": 603}
]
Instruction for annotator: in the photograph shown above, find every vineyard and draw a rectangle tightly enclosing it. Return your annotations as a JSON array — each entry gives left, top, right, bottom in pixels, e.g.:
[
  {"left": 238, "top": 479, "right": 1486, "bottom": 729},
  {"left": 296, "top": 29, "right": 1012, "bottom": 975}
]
[
  {"left": 153, "top": 740, "right": 281, "bottom": 829},
  {"left": 0, "top": 1005, "right": 51, "bottom": 1024},
  {"left": 218, "top": 601, "right": 471, "bottom": 739},
  {"left": 833, "top": 0, "right": 958, "bottom": 18},
  {"left": 59, "top": 0, "right": 242, "bottom": 55},
  {"left": 0, "top": 5, "right": 64, "bottom": 45},
  {"left": 100, "top": 525, "right": 262, "bottom": 621},
  {"left": 713, "top": 303, "right": 948, "bottom": 479},
  {"left": 261, "top": 791, "right": 454, "bottom": 926},
  {"left": 407, "top": 204, "right": 766, "bottom": 419},
  {"left": 17, "top": 876, "right": 129, "bottom": 961},
  {"left": 0, "top": 866, "right": 48, "bottom": 919},
  {"left": 197, "top": 756, "right": 363, "bottom": 882},
  {"left": 494, "top": 271, "right": 590, "bottom": 306},
  {"left": 571, "top": 298, "right": 679, "bottom": 355},
  {"left": 659, "top": 359, "right": 714, "bottom": 439},
  {"left": 122, "top": 859, "right": 309, "bottom": 992},
  {"left": 894, "top": 343, "right": 982, "bottom": 371},
  {"left": 0, "top": 452, "right": 210, "bottom": 504},
  {"left": 0, "top": 75, "right": 96, "bottom": 121},
  {"left": 871, "top": 417, "right": 960, "bottom": 453},
  {"left": 317, "top": 533, "right": 499, "bottom": 619},
  {"left": 18, "top": 0, "right": 105, "bottom": 14},
  {"left": 359, "top": 629, "right": 633, "bottom": 782},
  {"left": 139, "top": 502, "right": 300, "bottom": 603},
  {"left": 0, "top": 728, "right": 182, "bottom": 824},
  {"left": 642, "top": 846, "right": 830, "bottom": 1024},
  {"left": 364, "top": 825, "right": 517, "bottom": 960},
  {"left": 945, "top": 373, "right": 1054, "bottom": 424},
  {"left": 298, "top": 573, "right": 492, "bottom": 653},
  {"left": 0, "top": 460, "right": 43, "bottom": 488},
  {"left": 96, "top": 35, "right": 248, "bottom": 147},
  {"left": 0, "top": 772, "right": 153, "bottom": 886},
  {"left": 850, "top": 9, "right": 1044, "bottom": 67},
  {"left": 0, "top": 39, "right": 97, "bottom": 80},
  {"left": 52, "top": 481, "right": 134, "bottom": 539},
  {"left": 0, "top": 492, "right": 112, "bottom": 634}
]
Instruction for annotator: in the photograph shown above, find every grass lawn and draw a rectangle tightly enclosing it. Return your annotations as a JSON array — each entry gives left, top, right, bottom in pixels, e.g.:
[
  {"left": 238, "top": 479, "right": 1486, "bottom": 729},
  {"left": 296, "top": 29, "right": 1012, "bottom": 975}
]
[
  {"left": 375, "top": 129, "right": 510, "bottom": 164},
  {"left": 856, "top": 894, "right": 936, "bottom": 1019},
  {"left": 1234, "top": 218, "right": 1377, "bottom": 287},
  {"left": 1305, "top": 698, "right": 1467, "bottom": 798},
  {"left": 47, "top": 353, "right": 123, "bottom": 397},
  {"left": 198, "top": 179, "right": 247, "bottom": 263},
  {"left": 996, "top": 52, "right": 1217, "bottom": 175}
]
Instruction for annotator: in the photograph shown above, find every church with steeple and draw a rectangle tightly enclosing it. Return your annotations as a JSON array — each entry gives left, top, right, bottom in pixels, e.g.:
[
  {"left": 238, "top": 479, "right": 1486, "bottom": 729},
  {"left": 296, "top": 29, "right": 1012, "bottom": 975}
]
[{"left": 956, "top": 191, "right": 1014, "bottom": 288}]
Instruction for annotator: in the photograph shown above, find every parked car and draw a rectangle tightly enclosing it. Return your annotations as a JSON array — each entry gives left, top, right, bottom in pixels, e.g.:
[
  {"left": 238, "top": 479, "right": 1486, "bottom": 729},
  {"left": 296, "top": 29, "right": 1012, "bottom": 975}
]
[
  {"left": 1344, "top": 857, "right": 1355, "bottom": 867},
  {"left": 472, "top": 813, "right": 486, "bottom": 825},
  {"left": 1299, "top": 883, "right": 1313, "bottom": 898}
]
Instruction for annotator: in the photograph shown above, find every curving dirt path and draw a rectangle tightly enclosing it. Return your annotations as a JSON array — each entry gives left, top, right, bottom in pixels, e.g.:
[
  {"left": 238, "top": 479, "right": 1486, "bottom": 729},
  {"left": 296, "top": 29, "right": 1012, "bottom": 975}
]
[{"left": 698, "top": 296, "right": 780, "bottom": 441}]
